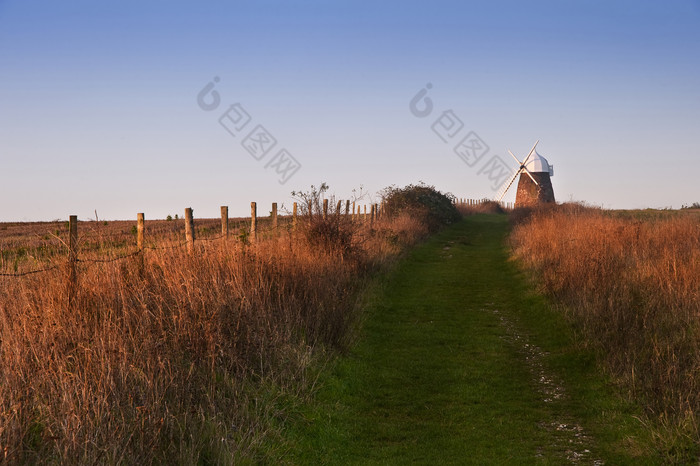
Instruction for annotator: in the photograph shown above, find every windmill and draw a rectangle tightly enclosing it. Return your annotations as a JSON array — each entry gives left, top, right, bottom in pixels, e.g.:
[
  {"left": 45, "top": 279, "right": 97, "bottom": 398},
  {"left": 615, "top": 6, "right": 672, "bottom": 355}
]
[{"left": 496, "top": 140, "right": 555, "bottom": 207}]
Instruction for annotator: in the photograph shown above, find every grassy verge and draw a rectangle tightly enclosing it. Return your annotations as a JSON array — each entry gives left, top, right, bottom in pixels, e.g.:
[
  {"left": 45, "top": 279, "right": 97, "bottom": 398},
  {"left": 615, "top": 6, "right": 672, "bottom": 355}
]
[
  {"left": 285, "top": 214, "right": 658, "bottom": 464},
  {"left": 510, "top": 204, "right": 700, "bottom": 461}
]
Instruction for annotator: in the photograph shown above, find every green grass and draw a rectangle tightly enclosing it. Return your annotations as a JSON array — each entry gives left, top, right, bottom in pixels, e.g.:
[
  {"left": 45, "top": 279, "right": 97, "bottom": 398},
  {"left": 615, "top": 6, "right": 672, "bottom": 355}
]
[{"left": 284, "top": 214, "right": 659, "bottom": 464}]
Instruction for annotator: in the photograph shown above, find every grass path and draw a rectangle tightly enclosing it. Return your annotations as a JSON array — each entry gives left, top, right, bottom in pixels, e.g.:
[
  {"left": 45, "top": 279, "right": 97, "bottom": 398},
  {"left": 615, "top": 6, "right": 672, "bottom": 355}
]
[{"left": 287, "top": 215, "right": 656, "bottom": 464}]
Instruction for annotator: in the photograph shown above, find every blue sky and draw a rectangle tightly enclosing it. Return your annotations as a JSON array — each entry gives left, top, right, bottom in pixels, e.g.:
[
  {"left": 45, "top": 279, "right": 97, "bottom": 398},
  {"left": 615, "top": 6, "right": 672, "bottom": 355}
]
[{"left": 1, "top": 0, "right": 698, "bottom": 221}]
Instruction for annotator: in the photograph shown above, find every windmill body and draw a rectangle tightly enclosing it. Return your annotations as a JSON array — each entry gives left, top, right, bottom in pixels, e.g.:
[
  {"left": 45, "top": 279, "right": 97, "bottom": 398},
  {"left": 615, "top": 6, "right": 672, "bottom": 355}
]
[
  {"left": 515, "top": 150, "right": 555, "bottom": 207},
  {"left": 496, "top": 140, "right": 556, "bottom": 208}
]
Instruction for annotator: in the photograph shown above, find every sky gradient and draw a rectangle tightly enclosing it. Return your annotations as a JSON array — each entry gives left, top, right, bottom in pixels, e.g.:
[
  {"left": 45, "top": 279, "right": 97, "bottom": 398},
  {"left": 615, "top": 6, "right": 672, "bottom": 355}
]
[{"left": 1, "top": 0, "right": 699, "bottom": 221}]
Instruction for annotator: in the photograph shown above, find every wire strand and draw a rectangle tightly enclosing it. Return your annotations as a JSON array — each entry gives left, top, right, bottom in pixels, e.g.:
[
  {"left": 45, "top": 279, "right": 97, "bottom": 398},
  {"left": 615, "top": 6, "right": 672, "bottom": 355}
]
[{"left": 0, "top": 264, "right": 60, "bottom": 277}]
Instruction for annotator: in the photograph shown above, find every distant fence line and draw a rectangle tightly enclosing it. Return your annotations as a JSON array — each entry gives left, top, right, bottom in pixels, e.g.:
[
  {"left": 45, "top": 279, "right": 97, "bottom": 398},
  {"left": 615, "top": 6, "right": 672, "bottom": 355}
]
[
  {"left": 455, "top": 198, "right": 514, "bottom": 210},
  {"left": 0, "top": 200, "right": 382, "bottom": 280}
]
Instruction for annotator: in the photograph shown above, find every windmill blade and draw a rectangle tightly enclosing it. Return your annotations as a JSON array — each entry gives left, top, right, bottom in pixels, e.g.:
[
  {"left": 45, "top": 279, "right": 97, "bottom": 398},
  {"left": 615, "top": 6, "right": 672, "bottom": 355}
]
[
  {"left": 507, "top": 149, "right": 522, "bottom": 166},
  {"left": 522, "top": 166, "right": 540, "bottom": 186},
  {"left": 521, "top": 139, "right": 540, "bottom": 166},
  {"left": 497, "top": 169, "right": 521, "bottom": 202}
]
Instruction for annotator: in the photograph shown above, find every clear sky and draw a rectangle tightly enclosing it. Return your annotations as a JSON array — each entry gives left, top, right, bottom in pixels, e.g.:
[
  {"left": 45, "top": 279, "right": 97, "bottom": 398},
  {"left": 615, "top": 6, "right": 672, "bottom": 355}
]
[{"left": 1, "top": 0, "right": 698, "bottom": 221}]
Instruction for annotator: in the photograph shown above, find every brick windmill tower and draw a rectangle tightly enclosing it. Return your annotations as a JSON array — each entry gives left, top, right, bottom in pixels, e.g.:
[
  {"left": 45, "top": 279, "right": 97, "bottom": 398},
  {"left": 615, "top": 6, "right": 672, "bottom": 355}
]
[{"left": 497, "top": 140, "right": 555, "bottom": 207}]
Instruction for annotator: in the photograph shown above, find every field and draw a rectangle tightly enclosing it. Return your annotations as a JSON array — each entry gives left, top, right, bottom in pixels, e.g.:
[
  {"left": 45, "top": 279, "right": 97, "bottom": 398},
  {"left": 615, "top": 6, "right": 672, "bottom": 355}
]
[
  {"left": 0, "top": 216, "right": 271, "bottom": 275},
  {"left": 2, "top": 192, "right": 699, "bottom": 463}
]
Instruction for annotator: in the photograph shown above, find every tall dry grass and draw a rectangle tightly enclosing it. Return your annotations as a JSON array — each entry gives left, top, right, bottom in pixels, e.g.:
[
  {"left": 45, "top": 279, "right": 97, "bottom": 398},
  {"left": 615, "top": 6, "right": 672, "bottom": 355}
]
[
  {"left": 0, "top": 210, "right": 429, "bottom": 464},
  {"left": 510, "top": 204, "right": 700, "bottom": 453}
]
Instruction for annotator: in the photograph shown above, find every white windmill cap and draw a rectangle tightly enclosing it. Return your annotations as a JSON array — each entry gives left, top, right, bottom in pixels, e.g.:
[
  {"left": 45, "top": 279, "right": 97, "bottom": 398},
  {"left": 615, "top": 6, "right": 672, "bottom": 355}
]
[{"left": 524, "top": 149, "right": 550, "bottom": 173}]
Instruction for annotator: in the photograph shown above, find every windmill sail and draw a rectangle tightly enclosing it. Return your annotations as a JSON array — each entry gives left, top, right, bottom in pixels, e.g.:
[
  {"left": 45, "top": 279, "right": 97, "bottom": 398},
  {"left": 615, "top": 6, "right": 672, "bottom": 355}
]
[{"left": 497, "top": 171, "right": 520, "bottom": 202}]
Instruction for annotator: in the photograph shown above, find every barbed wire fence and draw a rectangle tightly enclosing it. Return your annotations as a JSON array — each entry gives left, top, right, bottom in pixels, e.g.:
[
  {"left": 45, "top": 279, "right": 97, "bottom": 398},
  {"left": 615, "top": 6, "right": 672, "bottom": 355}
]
[
  {"left": 0, "top": 197, "right": 506, "bottom": 280},
  {"left": 0, "top": 200, "right": 384, "bottom": 280}
]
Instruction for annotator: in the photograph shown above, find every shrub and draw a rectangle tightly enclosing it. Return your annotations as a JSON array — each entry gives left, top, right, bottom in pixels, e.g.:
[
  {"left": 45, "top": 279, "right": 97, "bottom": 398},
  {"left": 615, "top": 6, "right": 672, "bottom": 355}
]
[{"left": 380, "top": 183, "right": 460, "bottom": 232}]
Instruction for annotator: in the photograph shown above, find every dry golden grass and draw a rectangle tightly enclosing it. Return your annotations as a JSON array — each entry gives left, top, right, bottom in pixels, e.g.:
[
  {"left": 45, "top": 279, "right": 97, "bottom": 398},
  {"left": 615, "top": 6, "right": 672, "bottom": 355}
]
[
  {"left": 0, "top": 210, "right": 427, "bottom": 464},
  {"left": 510, "top": 204, "right": 700, "bottom": 452}
]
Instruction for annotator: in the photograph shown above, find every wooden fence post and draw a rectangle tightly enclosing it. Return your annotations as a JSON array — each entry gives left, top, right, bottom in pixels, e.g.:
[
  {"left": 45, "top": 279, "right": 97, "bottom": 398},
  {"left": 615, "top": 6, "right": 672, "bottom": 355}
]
[
  {"left": 250, "top": 202, "right": 257, "bottom": 243},
  {"left": 136, "top": 213, "right": 145, "bottom": 273},
  {"left": 292, "top": 202, "right": 298, "bottom": 231},
  {"left": 323, "top": 199, "right": 328, "bottom": 220},
  {"left": 137, "top": 213, "right": 145, "bottom": 251},
  {"left": 345, "top": 200, "right": 350, "bottom": 215},
  {"left": 271, "top": 202, "right": 278, "bottom": 232},
  {"left": 336, "top": 200, "right": 342, "bottom": 216},
  {"left": 221, "top": 206, "right": 229, "bottom": 239},
  {"left": 68, "top": 215, "right": 78, "bottom": 307},
  {"left": 364, "top": 205, "right": 367, "bottom": 222},
  {"left": 69, "top": 215, "right": 78, "bottom": 262},
  {"left": 370, "top": 204, "right": 376, "bottom": 227},
  {"left": 185, "top": 208, "right": 195, "bottom": 254},
  {"left": 352, "top": 202, "right": 356, "bottom": 220}
]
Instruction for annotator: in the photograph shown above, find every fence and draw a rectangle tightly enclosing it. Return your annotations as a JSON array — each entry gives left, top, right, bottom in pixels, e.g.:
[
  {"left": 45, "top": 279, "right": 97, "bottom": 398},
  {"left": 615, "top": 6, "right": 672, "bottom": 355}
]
[
  {"left": 0, "top": 200, "right": 383, "bottom": 281},
  {"left": 454, "top": 198, "right": 514, "bottom": 210},
  {"left": 1, "top": 197, "right": 512, "bottom": 281}
]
